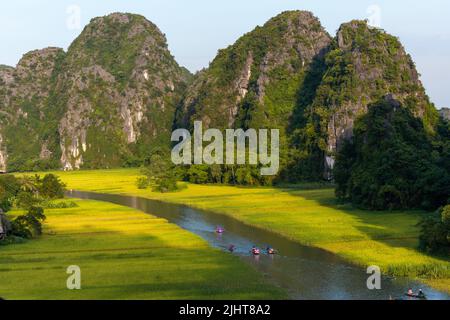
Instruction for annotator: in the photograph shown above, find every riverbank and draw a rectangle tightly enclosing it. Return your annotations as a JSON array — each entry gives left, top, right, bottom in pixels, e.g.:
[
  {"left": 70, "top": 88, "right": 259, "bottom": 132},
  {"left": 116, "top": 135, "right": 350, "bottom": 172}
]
[
  {"left": 29, "top": 169, "right": 450, "bottom": 294},
  {"left": 0, "top": 198, "right": 283, "bottom": 299}
]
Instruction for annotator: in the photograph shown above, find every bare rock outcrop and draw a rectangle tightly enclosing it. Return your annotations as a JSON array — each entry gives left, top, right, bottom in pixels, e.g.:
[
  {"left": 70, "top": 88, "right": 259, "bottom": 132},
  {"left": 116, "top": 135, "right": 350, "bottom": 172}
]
[{"left": 177, "top": 11, "right": 332, "bottom": 130}]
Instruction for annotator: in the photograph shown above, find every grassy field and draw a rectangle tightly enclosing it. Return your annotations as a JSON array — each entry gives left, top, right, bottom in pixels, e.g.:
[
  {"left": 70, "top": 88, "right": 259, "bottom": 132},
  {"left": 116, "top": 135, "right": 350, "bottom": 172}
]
[
  {"left": 42, "top": 168, "right": 449, "bottom": 293},
  {"left": 0, "top": 198, "right": 284, "bottom": 300}
]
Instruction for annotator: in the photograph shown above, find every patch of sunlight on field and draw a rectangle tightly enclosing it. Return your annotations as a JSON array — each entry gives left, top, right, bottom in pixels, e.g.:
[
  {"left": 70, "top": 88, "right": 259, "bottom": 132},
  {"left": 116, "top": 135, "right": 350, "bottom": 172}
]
[
  {"left": 25, "top": 168, "right": 450, "bottom": 294},
  {"left": 0, "top": 198, "right": 284, "bottom": 300}
]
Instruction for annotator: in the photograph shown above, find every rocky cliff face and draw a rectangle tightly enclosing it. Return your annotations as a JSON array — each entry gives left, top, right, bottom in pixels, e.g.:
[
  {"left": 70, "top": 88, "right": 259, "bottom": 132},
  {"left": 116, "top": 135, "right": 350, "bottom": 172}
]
[
  {"left": 176, "top": 11, "right": 331, "bottom": 131},
  {"left": 0, "top": 65, "right": 14, "bottom": 171},
  {"left": 0, "top": 13, "right": 191, "bottom": 172},
  {"left": 0, "top": 48, "right": 65, "bottom": 171},
  {"left": 0, "top": 11, "right": 441, "bottom": 178},
  {"left": 55, "top": 13, "right": 191, "bottom": 170},
  {"left": 293, "top": 20, "right": 439, "bottom": 179},
  {"left": 0, "top": 132, "right": 6, "bottom": 172},
  {"left": 440, "top": 108, "right": 450, "bottom": 120}
]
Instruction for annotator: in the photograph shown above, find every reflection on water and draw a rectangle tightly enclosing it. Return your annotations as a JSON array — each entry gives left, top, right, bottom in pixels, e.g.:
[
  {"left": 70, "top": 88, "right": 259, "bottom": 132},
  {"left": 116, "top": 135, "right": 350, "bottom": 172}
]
[{"left": 68, "top": 191, "right": 449, "bottom": 300}]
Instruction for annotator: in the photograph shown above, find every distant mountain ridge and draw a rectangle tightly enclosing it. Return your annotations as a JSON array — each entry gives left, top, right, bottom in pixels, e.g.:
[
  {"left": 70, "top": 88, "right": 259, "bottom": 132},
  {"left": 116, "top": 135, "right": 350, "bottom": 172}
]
[{"left": 0, "top": 11, "right": 441, "bottom": 178}]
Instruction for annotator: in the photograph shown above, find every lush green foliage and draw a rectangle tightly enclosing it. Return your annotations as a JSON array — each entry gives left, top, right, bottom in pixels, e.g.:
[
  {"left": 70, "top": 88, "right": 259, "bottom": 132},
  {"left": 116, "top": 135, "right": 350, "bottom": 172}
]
[
  {"left": 289, "top": 21, "right": 439, "bottom": 181},
  {"left": 0, "top": 175, "right": 21, "bottom": 212},
  {"left": 10, "top": 206, "right": 46, "bottom": 239},
  {"left": 334, "top": 98, "right": 450, "bottom": 210},
  {"left": 181, "top": 164, "right": 272, "bottom": 186},
  {"left": 419, "top": 206, "right": 450, "bottom": 254},
  {"left": 0, "top": 173, "right": 66, "bottom": 241},
  {"left": 0, "top": 14, "right": 191, "bottom": 173},
  {"left": 177, "top": 11, "right": 330, "bottom": 182},
  {"left": 135, "top": 176, "right": 150, "bottom": 189},
  {"left": 1, "top": 49, "right": 66, "bottom": 172},
  {"left": 139, "top": 150, "right": 180, "bottom": 192},
  {"left": 39, "top": 174, "right": 66, "bottom": 199}
]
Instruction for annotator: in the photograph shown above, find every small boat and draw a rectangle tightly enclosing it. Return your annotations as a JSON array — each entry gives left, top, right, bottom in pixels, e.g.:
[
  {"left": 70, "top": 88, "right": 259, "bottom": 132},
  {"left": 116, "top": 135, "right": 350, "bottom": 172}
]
[
  {"left": 251, "top": 247, "right": 261, "bottom": 255},
  {"left": 215, "top": 227, "right": 225, "bottom": 234},
  {"left": 405, "top": 293, "right": 427, "bottom": 300},
  {"left": 266, "top": 248, "right": 275, "bottom": 255}
]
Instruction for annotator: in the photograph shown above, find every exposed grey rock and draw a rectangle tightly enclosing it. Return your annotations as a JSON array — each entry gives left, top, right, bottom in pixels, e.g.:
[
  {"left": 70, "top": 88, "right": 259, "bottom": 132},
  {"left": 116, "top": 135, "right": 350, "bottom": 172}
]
[
  {"left": 56, "top": 12, "right": 191, "bottom": 169},
  {"left": 177, "top": 10, "right": 332, "bottom": 130},
  {"left": 439, "top": 107, "right": 450, "bottom": 120}
]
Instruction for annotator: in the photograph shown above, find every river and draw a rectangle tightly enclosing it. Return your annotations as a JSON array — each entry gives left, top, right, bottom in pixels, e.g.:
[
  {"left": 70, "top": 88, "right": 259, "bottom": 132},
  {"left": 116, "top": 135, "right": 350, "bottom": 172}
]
[{"left": 68, "top": 191, "right": 449, "bottom": 300}]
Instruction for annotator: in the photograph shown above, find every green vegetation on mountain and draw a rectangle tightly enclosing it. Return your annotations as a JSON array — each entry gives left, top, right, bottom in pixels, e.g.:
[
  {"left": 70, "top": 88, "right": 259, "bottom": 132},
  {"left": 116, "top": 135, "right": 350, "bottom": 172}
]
[
  {"left": 0, "top": 11, "right": 447, "bottom": 209},
  {"left": 178, "top": 11, "right": 330, "bottom": 129},
  {"left": 174, "top": 11, "right": 331, "bottom": 184},
  {"left": 334, "top": 96, "right": 450, "bottom": 210},
  {"left": 54, "top": 13, "right": 192, "bottom": 170},
  {"left": 419, "top": 205, "right": 450, "bottom": 255},
  {"left": 0, "top": 13, "right": 192, "bottom": 172},
  {"left": 290, "top": 20, "right": 440, "bottom": 182},
  {"left": 0, "top": 48, "right": 65, "bottom": 172}
]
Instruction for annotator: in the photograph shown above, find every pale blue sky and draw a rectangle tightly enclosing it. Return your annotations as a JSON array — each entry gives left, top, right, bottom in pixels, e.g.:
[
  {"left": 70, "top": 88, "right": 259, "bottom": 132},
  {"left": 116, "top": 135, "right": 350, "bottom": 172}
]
[{"left": 1, "top": 0, "right": 449, "bottom": 107}]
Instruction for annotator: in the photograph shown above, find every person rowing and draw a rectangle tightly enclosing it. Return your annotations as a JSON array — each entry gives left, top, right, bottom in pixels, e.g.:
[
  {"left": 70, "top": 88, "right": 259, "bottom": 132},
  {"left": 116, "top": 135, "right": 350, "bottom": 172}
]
[
  {"left": 406, "top": 288, "right": 427, "bottom": 300},
  {"left": 251, "top": 246, "right": 260, "bottom": 255},
  {"left": 266, "top": 246, "right": 275, "bottom": 255},
  {"left": 215, "top": 226, "right": 225, "bottom": 234},
  {"left": 417, "top": 289, "right": 426, "bottom": 299}
]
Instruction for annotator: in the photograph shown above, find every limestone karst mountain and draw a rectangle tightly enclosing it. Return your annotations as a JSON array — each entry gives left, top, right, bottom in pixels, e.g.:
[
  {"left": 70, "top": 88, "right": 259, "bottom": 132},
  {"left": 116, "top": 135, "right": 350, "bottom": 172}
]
[
  {"left": 0, "top": 13, "right": 191, "bottom": 171},
  {"left": 176, "top": 13, "right": 439, "bottom": 181},
  {"left": 289, "top": 20, "right": 439, "bottom": 180},
  {"left": 0, "top": 11, "right": 441, "bottom": 179},
  {"left": 55, "top": 13, "right": 192, "bottom": 170},
  {"left": 176, "top": 11, "right": 331, "bottom": 131},
  {"left": 0, "top": 48, "right": 65, "bottom": 172}
]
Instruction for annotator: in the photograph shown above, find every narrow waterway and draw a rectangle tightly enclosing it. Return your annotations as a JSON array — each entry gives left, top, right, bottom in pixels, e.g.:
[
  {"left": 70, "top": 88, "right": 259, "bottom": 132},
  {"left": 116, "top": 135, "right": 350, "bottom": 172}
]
[{"left": 68, "top": 191, "right": 449, "bottom": 300}]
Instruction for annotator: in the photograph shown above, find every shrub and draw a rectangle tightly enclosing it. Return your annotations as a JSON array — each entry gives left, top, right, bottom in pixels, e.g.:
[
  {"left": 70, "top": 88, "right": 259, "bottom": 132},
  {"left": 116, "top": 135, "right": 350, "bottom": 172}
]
[
  {"left": 16, "top": 191, "right": 41, "bottom": 210},
  {"left": 142, "top": 150, "right": 182, "bottom": 193},
  {"left": 0, "top": 175, "right": 21, "bottom": 212},
  {"left": 136, "top": 177, "right": 150, "bottom": 189},
  {"left": 10, "top": 209, "right": 45, "bottom": 239},
  {"left": 152, "top": 177, "right": 178, "bottom": 193},
  {"left": 334, "top": 97, "right": 450, "bottom": 210},
  {"left": 418, "top": 205, "right": 450, "bottom": 255},
  {"left": 39, "top": 174, "right": 66, "bottom": 199},
  {"left": 186, "top": 166, "right": 209, "bottom": 184},
  {"left": 45, "top": 201, "right": 78, "bottom": 209}
]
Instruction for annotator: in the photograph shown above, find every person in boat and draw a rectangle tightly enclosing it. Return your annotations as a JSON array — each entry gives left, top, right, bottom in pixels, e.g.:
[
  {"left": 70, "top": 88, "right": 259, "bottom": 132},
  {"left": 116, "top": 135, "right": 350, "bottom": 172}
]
[
  {"left": 417, "top": 289, "right": 426, "bottom": 299},
  {"left": 407, "top": 288, "right": 414, "bottom": 296},
  {"left": 215, "top": 226, "right": 225, "bottom": 234},
  {"left": 228, "top": 244, "right": 236, "bottom": 253},
  {"left": 266, "top": 246, "right": 275, "bottom": 255},
  {"left": 251, "top": 246, "right": 260, "bottom": 255}
]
